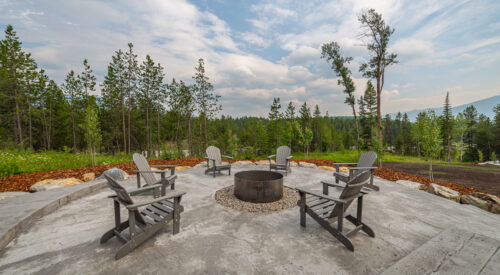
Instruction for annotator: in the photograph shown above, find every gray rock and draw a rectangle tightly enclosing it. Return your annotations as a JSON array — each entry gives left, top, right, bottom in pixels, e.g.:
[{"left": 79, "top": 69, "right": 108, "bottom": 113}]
[
  {"left": 396, "top": 180, "right": 426, "bottom": 190},
  {"left": 193, "top": 162, "right": 207, "bottom": 168},
  {"left": 30, "top": 178, "right": 84, "bottom": 192},
  {"left": 428, "top": 183, "right": 460, "bottom": 201},
  {"left": 461, "top": 192, "right": 500, "bottom": 214},
  {"left": 97, "top": 168, "right": 129, "bottom": 181},
  {"left": 232, "top": 160, "right": 255, "bottom": 166},
  {"left": 299, "top": 161, "right": 317, "bottom": 168},
  {"left": 289, "top": 161, "right": 298, "bottom": 167},
  {"left": 0, "top": 191, "right": 29, "bottom": 201}
]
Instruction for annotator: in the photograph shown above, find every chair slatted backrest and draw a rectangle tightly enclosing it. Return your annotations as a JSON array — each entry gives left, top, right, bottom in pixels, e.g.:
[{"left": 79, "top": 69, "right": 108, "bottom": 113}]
[
  {"left": 206, "top": 146, "right": 222, "bottom": 167},
  {"left": 328, "top": 170, "right": 371, "bottom": 219},
  {"left": 357, "top": 151, "right": 377, "bottom": 168},
  {"left": 104, "top": 175, "right": 147, "bottom": 225},
  {"left": 353, "top": 151, "right": 377, "bottom": 176},
  {"left": 276, "top": 146, "right": 291, "bottom": 165},
  {"left": 133, "top": 153, "right": 157, "bottom": 186}
]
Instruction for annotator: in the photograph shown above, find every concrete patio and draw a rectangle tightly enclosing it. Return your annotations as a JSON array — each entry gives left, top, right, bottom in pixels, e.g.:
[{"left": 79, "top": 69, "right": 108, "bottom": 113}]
[{"left": 0, "top": 165, "right": 499, "bottom": 274}]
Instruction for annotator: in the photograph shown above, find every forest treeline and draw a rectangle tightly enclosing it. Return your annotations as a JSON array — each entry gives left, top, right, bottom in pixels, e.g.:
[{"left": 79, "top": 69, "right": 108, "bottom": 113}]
[{"left": 1, "top": 24, "right": 499, "bottom": 163}]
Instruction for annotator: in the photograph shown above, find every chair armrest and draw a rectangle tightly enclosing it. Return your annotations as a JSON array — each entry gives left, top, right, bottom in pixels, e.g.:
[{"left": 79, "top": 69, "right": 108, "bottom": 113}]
[
  {"left": 287, "top": 156, "right": 293, "bottom": 160},
  {"left": 295, "top": 187, "right": 348, "bottom": 204},
  {"left": 348, "top": 167, "right": 377, "bottom": 170},
  {"left": 268, "top": 155, "right": 276, "bottom": 159},
  {"left": 126, "top": 190, "right": 187, "bottom": 210},
  {"left": 151, "top": 165, "right": 177, "bottom": 168},
  {"left": 133, "top": 170, "right": 168, "bottom": 174},
  {"left": 128, "top": 184, "right": 162, "bottom": 195},
  {"left": 151, "top": 165, "right": 176, "bottom": 175},
  {"left": 333, "top": 163, "right": 357, "bottom": 167},
  {"left": 221, "top": 155, "right": 232, "bottom": 160}
]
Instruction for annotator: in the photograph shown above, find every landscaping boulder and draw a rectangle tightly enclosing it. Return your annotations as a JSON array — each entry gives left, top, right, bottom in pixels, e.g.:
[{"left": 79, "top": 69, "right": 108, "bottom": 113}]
[
  {"left": 339, "top": 166, "right": 350, "bottom": 174},
  {"left": 289, "top": 161, "right": 298, "bottom": 167},
  {"left": 255, "top": 160, "right": 274, "bottom": 165},
  {"left": 232, "top": 160, "right": 255, "bottom": 166},
  {"left": 299, "top": 162, "right": 317, "bottom": 168},
  {"left": 396, "top": 180, "right": 426, "bottom": 190},
  {"left": 461, "top": 192, "right": 500, "bottom": 214},
  {"left": 82, "top": 172, "right": 95, "bottom": 182},
  {"left": 193, "top": 162, "right": 207, "bottom": 168},
  {"left": 175, "top": 166, "right": 191, "bottom": 171},
  {"left": 97, "top": 168, "right": 129, "bottom": 181},
  {"left": 317, "top": 166, "right": 336, "bottom": 171},
  {"left": 428, "top": 183, "right": 460, "bottom": 201},
  {"left": 30, "top": 178, "right": 84, "bottom": 192},
  {"left": 0, "top": 191, "right": 29, "bottom": 200}
]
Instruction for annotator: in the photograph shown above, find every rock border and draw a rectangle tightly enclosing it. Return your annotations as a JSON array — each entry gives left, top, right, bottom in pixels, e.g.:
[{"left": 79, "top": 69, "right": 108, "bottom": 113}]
[
  {"left": 0, "top": 178, "right": 107, "bottom": 251},
  {"left": 214, "top": 185, "right": 299, "bottom": 213}
]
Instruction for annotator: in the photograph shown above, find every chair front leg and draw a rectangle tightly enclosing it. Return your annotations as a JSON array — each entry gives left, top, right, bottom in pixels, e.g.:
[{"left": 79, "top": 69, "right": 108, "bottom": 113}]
[
  {"left": 299, "top": 191, "right": 306, "bottom": 227},
  {"left": 173, "top": 196, "right": 181, "bottom": 234},
  {"left": 335, "top": 165, "right": 340, "bottom": 183},
  {"left": 129, "top": 210, "right": 137, "bottom": 239},
  {"left": 136, "top": 172, "right": 141, "bottom": 188},
  {"left": 337, "top": 202, "right": 344, "bottom": 233},
  {"left": 322, "top": 181, "right": 329, "bottom": 195}
]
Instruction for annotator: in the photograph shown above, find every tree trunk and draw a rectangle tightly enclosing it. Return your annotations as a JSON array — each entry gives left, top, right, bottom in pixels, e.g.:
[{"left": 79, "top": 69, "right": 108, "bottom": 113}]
[
  {"left": 204, "top": 115, "right": 208, "bottom": 148},
  {"left": 128, "top": 97, "right": 131, "bottom": 154},
  {"left": 350, "top": 104, "right": 361, "bottom": 156},
  {"left": 70, "top": 103, "right": 77, "bottom": 152},
  {"left": 14, "top": 88, "right": 23, "bottom": 149},
  {"left": 28, "top": 99, "right": 32, "bottom": 148},
  {"left": 121, "top": 95, "right": 126, "bottom": 154},
  {"left": 199, "top": 115, "right": 203, "bottom": 154},
  {"left": 187, "top": 114, "right": 192, "bottom": 156},
  {"left": 460, "top": 134, "right": 464, "bottom": 162},
  {"left": 157, "top": 108, "right": 161, "bottom": 153},
  {"left": 429, "top": 157, "right": 433, "bottom": 181}
]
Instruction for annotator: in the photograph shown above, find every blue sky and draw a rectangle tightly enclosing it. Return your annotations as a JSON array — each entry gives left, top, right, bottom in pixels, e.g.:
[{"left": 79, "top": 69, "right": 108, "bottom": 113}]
[{"left": 1, "top": 0, "right": 499, "bottom": 117}]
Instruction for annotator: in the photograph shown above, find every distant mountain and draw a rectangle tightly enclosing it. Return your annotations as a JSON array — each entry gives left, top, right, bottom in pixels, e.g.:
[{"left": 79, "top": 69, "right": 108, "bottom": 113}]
[{"left": 389, "top": 95, "right": 500, "bottom": 121}]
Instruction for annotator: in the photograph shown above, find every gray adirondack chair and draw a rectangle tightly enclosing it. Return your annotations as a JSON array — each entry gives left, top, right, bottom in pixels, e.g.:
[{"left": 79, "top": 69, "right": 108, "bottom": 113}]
[
  {"left": 205, "top": 146, "right": 232, "bottom": 178},
  {"left": 332, "top": 151, "right": 379, "bottom": 191},
  {"left": 268, "top": 146, "right": 293, "bottom": 175},
  {"left": 296, "top": 170, "right": 375, "bottom": 251},
  {"left": 133, "top": 153, "right": 177, "bottom": 197},
  {"left": 100, "top": 175, "right": 186, "bottom": 260}
]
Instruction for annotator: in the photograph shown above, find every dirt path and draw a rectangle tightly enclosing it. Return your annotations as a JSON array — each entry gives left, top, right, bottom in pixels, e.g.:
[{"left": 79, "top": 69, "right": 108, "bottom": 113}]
[{"left": 382, "top": 162, "right": 500, "bottom": 196}]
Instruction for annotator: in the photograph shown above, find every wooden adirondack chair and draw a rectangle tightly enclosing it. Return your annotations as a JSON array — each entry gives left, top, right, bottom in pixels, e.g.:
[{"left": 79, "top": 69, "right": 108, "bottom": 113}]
[
  {"left": 100, "top": 175, "right": 186, "bottom": 260},
  {"left": 205, "top": 146, "right": 232, "bottom": 178},
  {"left": 296, "top": 170, "right": 375, "bottom": 251},
  {"left": 333, "top": 151, "right": 379, "bottom": 191},
  {"left": 268, "top": 146, "right": 293, "bottom": 175},
  {"left": 133, "top": 153, "right": 177, "bottom": 197}
]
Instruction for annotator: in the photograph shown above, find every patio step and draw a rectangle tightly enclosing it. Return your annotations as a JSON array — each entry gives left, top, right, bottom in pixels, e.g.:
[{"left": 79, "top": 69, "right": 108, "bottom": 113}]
[{"left": 382, "top": 227, "right": 500, "bottom": 275}]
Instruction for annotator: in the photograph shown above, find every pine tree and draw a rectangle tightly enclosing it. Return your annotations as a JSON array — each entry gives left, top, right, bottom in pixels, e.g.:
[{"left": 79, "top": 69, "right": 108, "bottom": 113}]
[
  {"left": 299, "top": 102, "right": 311, "bottom": 130},
  {"left": 284, "top": 101, "right": 295, "bottom": 120},
  {"left": 358, "top": 9, "right": 398, "bottom": 149},
  {"left": 62, "top": 70, "right": 82, "bottom": 151},
  {"left": 124, "top": 43, "right": 138, "bottom": 154},
  {"left": 77, "top": 59, "right": 96, "bottom": 107},
  {"left": 441, "top": 92, "right": 453, "bottom": 161},
  {"left": 321, "top": 42, "right": 361, "bottom": 155},
  {"left": 268, "top": 97, "right": 282, "bottom": 149},
  {"left": 193, "top": 58, "right": 220, "bottom": 153},
  {"left": 0, "top": 25, "right": 27, "bottom": 148}
]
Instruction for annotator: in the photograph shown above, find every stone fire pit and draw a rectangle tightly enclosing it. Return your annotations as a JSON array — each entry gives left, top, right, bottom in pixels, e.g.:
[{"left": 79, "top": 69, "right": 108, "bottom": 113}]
[{"left": 234, "top": 170, "right": 283, "bottom": 203}]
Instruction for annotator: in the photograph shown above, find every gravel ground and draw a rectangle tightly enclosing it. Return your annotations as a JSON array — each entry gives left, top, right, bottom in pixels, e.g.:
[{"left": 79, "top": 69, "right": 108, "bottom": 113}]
[{"left": 214, "top": 185, "right": 299, "bottom": 213}]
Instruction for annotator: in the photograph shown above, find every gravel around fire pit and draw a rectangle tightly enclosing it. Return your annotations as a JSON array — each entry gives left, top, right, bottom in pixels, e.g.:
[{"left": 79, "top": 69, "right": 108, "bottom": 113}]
[{"left": 215, "top": 185, "right": 299, "bottom": 213}]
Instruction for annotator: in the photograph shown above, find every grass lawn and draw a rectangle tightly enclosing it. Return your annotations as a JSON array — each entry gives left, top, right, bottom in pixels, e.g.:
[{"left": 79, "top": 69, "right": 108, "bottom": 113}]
[
  {"left": 0, "top": 151, "right": 134, "bottom": 177},
  {"left": 292, "top": 151, "right": 426, "bottom": 163}
]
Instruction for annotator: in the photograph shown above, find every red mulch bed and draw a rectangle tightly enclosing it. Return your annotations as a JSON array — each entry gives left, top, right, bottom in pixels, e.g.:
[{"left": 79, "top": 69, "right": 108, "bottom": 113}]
[{"left": 0, "top": 158, "right": 495, "bottom": 198}]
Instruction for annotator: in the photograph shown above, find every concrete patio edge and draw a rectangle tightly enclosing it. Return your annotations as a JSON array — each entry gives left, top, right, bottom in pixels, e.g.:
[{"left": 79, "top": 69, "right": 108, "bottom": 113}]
[{"left": 0, "top": 178, "right": 107, "bottom": 251}]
